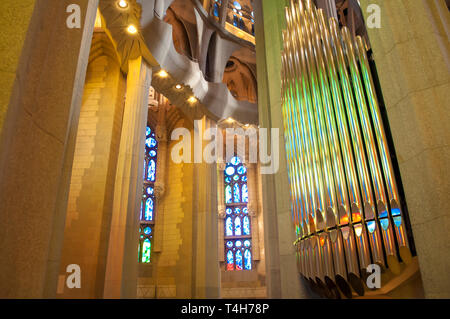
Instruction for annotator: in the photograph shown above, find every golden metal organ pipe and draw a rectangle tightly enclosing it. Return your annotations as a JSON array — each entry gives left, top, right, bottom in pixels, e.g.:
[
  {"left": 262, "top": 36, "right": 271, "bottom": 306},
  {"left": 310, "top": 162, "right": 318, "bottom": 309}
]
[{"left": 281, "top": 0, "right": 414, "bottom": 297}]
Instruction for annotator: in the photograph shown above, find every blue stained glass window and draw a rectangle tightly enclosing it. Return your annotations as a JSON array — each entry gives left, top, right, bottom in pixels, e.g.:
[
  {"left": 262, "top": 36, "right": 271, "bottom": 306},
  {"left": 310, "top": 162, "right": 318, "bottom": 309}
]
[
  {"left": 223, "top": 156, "right": 251, "bottom": 271},
  {"left": 235, "top": 251, "right": 243, "bottom": 270},
  {"left": 147, "top": 159, "right": 156, "bottom": 182},
  {"left": 243, "top": 216, "right": 250, "bottom": 235},
  {"left": 226, "top": 217, "right": 233, "bottom": 236},
  {"left": 237, "top": 166, "right": 246, "bottom": 175},
  {"left": 213, "top": 3, "right": 219, "bottom": 17},
  {"left": 142, "top": 238, "right": 151, "bottom": 263},
  {"left": 239, "top": 18, "right": 245, "bottom": 30},
  {"left": 145, "top": 197, "right": 153, "bottom": 221},
  {"left": 231, "top": 156, "right": 241, "bottom": 165},
  {"left": 234, "top": 217, "right": 241, "bottom": 236},
  {"left": 146, "top": 137, "right": 157, "bottom": 148},
  {"left": 225, "top": 166, "right": 235, "bottom": 176},
  {"left": 233, "top": 1, "right": 241, "bottom": 10},
  {"left": 226, "top": 250, "right": 234, "bottom": 270},
  {"left": 242, "top": 184, "right": 248, "bottom": 203},
  {"left": 140, "top": 125, "right": 158, "bottom": 263},
  {"left": 225, "top": 185, "right": 232, "bottom": 204},
  {"left": 233, "top": 183, "right": 240, "bottom": 202},
  {"left": 233, "top": 15, "right": 238, "bottom": 27},
  {"left": 244, "top": 249, "right": 251, "bottom": 270}
]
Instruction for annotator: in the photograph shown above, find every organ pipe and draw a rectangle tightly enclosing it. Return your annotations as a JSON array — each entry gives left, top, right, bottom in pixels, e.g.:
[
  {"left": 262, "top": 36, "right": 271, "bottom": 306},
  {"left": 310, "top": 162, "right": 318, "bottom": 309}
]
[{"left": 282, "top": 0, "right": 414, "bottom": 298}]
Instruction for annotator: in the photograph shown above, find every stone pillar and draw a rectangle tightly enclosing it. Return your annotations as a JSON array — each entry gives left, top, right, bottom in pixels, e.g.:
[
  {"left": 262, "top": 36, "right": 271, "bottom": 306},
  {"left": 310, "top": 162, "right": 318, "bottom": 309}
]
[
  {"left": 217, "top": 162, "right": 227, "bottom": 263},
  {"left": 0, "top": 0, "right": 36, "bottom": 136},
  {"left": 56, "top": 36, "right": 126, "bottom": 298},
  {"left": 153, "top": 120, "right": 168, "bottom": 252},
  {"left": 219, "top": 0, "right": 230, "bottom": 26},
  {"left": 192, "top": 117, "right": 220, "bottom": 298},
  {"left": 0, "top": 0, "right": 98, "bottom": 298},
  {"left": 245, "top": 162, "right": 261, "bottom": 260},
  {"left": 103, "top": 57, "right": 151, "bottom": 298},
  {"left": 360, "top": 0, "right": 450, "bottom": 298},
  {"left": 254, "top": 0, "right": 313, "bottom": 298}
]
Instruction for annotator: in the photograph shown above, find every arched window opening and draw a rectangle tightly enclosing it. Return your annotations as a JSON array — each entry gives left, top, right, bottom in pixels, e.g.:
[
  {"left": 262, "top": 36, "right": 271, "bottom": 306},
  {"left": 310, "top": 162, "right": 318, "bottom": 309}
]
[
  {"left": 139, "top": 126, "right": 158, "bottom": 263},
  {"left": 224, "top": 156, "right": 252, "bottom": 270}
]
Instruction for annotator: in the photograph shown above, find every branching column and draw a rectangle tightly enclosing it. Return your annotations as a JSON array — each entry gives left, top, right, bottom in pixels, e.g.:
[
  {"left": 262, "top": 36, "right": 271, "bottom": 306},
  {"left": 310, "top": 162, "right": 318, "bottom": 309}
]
[
  {"left": 104, "top": 57, "right": 151, "bottom": 298},
  {"left": 245, "top": 162, "right": 261, "bottom": 260}
]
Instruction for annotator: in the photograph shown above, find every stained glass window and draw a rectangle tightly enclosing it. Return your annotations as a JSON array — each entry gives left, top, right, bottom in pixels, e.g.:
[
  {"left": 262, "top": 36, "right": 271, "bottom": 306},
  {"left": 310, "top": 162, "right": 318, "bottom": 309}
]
[
  {"left": 224, "top": 156, "right": 252, "bottom": 270},
  {"left": 139, "top": 126, "right": 158, "bottom": 263}
]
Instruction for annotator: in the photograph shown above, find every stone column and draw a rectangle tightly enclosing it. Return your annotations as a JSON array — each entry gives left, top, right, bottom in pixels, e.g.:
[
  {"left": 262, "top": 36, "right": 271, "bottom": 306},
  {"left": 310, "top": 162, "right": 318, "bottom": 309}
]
[
  {"left": 254, "top": 0, "right": 313, "bottom": 298},
  {"left": 153, "top": 121, "right": 168, "bottom": 252},
  {"left": 56, "top": 35, "right": 126, "bottom": 298},
  {"left": 217, "top": 162, "right": 227, "bottom": 263},
  {"left": 192, "top": 117, "right": 220, "bottom": 298},
  {"left": 103, "top": 57, "right": 151, "bottom": 298},
  {"left": 360, "top": 0, "right": 450, "bottom": 298},
  {"left": 0, "top": 0, "right": 98, "bottom": 298},
  {"left": 219, "top": 0, "right": 230, "bottom": 26},
  {"left": 245, "top": 162, "right": 261, "bottom": 260}
]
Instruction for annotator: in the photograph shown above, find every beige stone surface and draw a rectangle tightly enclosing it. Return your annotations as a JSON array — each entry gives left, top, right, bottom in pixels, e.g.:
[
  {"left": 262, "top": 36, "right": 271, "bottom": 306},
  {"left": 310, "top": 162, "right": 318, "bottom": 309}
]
[
  {"left": 0, "top": 0, "right": 36, "bottom": 137},
  {"left": 103, "top": 57, "right": 151, "bottom": 298},
  {"left": 0, "top": 0, "right": 98, "bottom": 298},
  {"left": 360, "top": 0, "right": 450, "bottom": 298},
  {"left": 57, "top": 35, "right": 126, "bottom": 298}
]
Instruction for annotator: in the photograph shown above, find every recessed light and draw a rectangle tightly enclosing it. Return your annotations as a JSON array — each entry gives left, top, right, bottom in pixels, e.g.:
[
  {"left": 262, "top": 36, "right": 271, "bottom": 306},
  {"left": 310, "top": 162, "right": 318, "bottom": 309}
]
[
  {"left": 175, "top": 84, "right": 182, "bottom": 90},
  {"left": 188, "top": 96, "right": 197, "bottom": 104},
  {"left": 127, "top": 25, "right": 137, "bottom": 34},
  {"left": 158, "top": 70, "right": 168, "bottom": 78},
  {"left": 227, "top": 117, "right": 234, "bottom": 123},
  {"left": 118, "top": 0, "right": 128, "bottom": 8}
]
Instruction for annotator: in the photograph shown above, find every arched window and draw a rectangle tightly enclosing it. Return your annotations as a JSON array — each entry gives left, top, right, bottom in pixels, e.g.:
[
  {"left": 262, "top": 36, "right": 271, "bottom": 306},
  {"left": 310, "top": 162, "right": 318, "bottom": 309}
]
[
  {"left": 238, "top": 17, "right": 245, "bottom": 30},
  {"left": 233, "top": 15, "right": 238, "bottom": 27},
  {"left": 213, "top": 3, "right": 219, "bottom": 17},
  {"left": 139, "top": 126, "right": 158, "bottom": 263},
  {"left": 224, "top": 156, "right": 252, "bottom": 270}
]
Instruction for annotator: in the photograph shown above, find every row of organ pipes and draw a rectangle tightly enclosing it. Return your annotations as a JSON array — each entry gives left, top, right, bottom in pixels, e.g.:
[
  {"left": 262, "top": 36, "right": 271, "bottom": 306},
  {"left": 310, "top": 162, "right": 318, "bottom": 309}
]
[{"left": 281, "top": 0, "right": 414, "bottom": 298}]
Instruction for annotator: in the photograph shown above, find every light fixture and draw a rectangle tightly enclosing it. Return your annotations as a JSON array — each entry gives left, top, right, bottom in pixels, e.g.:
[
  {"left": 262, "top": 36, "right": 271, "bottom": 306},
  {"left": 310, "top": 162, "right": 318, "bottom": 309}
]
[
  {"left": 175, "top": 84, "right": 182, "bottom": 90},
  {"left": 158, "top": 70, "right": 168, "bottom": 78},
  {"left": 244, "top": 124, "right": 250, "bottom": 127},
  {"left": 118, "top": 0, "right": 128, "bottom": 8},
  {"left": 127, "top": 25, "right": 137, "bottom": 34},
  {"left": 188, "top": 96, "right": 197, "bottom": 104},
  {"left": 227, "top": 117, "right": 234, "bottom": 123}
]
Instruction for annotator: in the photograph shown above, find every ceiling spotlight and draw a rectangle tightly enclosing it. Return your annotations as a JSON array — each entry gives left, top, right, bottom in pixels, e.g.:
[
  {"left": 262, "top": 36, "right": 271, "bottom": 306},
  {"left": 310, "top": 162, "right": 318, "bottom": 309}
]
[
  {"left": 227, "top": 117, "right": 235, "bottom": 123},
  {"left": 244, "top": 124, "right": 250, "bottom": 127},
  {"left": 175, "top": 84, "right": 182, "bottom": 90},
  {"left": 188, "top": 96, "right": 197, "bottom": 104},
  {"left": 158, "top": 70, "right": 168, "bottom": 78},
  {"left": 127, "top": 25, "right": 137, "bottom": 34},
  {"left": 118, "top": 0, "right": 128, "bottom": 8}
]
